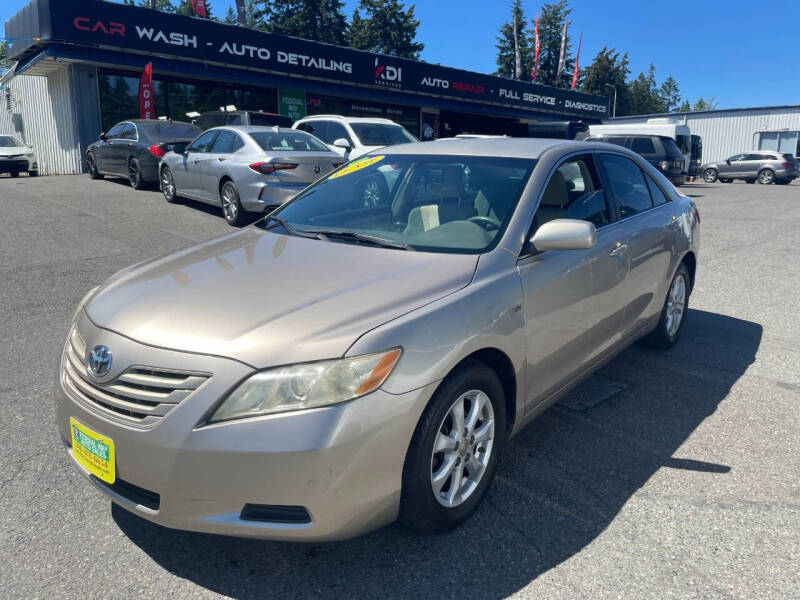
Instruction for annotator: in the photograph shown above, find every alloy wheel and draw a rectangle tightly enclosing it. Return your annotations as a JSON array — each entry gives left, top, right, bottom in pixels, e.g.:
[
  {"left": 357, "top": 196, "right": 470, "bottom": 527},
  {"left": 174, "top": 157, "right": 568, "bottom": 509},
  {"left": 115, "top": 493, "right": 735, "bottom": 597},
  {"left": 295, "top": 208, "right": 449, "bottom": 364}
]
[
  {"left": 430, "top": 389, "right": 495, "bottom": 508},
  {"left": 758, "top": 170, "right": 774, "bottom": 184},
  {"left": 87, "top": 155, "right": 96, "bottom": 177},
  {"left": 221, "top": 184, "right": 238, "bottom": 223},
  {"left": 161, "top": 169, "right": 175, "bottom": 201},
  {"left": 129, "top": 160, "right": 140, "bottom": 187},
  {"left": 665, "top": 273, "right": 686, "bottom": 337},
  {"left": 703, "top": 169, "right": 717, "bottom": 183}
]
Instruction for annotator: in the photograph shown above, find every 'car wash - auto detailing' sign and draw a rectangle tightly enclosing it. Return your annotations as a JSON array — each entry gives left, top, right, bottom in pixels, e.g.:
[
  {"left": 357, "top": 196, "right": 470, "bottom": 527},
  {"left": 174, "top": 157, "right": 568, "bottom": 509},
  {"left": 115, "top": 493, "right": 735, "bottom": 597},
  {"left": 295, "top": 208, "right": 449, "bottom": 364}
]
[{"left": 15, "top": 0, "right": 609, "bottom": 119}]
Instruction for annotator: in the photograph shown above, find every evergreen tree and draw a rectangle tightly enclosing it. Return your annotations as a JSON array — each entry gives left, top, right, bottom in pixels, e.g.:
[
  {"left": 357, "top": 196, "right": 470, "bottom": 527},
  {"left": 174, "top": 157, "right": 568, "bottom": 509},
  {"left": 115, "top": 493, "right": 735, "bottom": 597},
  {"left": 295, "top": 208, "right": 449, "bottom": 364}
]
[
  {"left": 0, "top": 41, "right": 13, "bottom": 76},
  {"left": 693, "top": 96, "right": 719, "bottom": 111},
  {"left": 580, "top": 46, "right": 630, "bottom": 116},
  {"left": 532, "top": 0, "right": 574, "bottom": 87},
  {"left": 677, "top": 99, "right": 692, "bottom": 112},
  {"left": 628, "top": 64, "right": 664, "bottom": 115},
  {"left": 348, "top": 0, "right": 424, "bottom": 59},
  {"left": 224, "top": 6, "right": 237, "bottom": 23},
  {"left": 495, "top": 0, "right": 532, "bottom": 80},
  {"left": 261, "top": 0, "right": 348, "bottom": 45},
  {"left": 135, "top": 0, "right": 176, "bottom": 11},
  {"left": 660, "top": 76, "right": 681, "bottom": 112}
]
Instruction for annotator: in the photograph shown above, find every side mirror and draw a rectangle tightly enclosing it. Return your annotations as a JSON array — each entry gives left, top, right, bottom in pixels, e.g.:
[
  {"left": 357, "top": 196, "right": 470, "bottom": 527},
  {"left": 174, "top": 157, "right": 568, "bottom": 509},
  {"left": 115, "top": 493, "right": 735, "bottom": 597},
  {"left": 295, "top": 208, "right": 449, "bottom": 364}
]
[
  {"left": 99, "top": 133, "right": 107, "bottom": 141},
  {"left": 725, "top": 159, "right": 731, "bottom": 164},
  {"left": 530, "top": 219, "right": 596, "bottom": 252},
  {"left": 332, "top": 138, "right": 351, "bottom": 150}
]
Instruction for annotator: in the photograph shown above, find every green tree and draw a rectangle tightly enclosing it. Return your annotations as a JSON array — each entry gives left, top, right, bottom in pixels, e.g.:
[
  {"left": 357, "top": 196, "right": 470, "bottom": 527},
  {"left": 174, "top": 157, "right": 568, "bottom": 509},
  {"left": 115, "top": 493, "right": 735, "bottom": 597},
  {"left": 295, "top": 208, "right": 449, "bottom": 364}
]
[
  {"left": 258, "top": 0, "right": 348, "bottom": 45},
  {"left": 176, "top": 0, "right": 213, "bottom": 19},
  {"left": 660, "top": 75, "right": 681, "bottom": 112},
  {"left": 495, "top": 0, "right": 532, "bottom": 80},
  {"left": 693, "top": 96, "right": 719, "bottom": 111},
  {"left": 224, "top": 5, "right": 237, "bottom": 23},
  {"left": 628, "top": 63, "right": 664, "bottom": 115},
  {"left": 580, "top": 46, "right": 630, "bottom": 116},
  {"left": 348, "top": 0, "right": 424, "bottom": 59},
  {"left": 677, "top": 99, "right": 692, "bottom": 112},
  {"left": 532, "top": 0, "right": 574, "bottom": 87},
  {"left": 131, "top": 0, "right": 177, "bottom": 11},
  {"left": 0, "top": 41, "right": 14, "bottom": 76}
]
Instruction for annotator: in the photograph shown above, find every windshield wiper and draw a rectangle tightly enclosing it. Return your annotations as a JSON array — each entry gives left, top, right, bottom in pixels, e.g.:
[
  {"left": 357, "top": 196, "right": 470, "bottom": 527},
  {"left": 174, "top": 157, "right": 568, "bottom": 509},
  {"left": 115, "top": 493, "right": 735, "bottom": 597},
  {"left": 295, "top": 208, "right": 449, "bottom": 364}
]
[
  {"left": 263, "top": 215, "right": 323, "bottom": 240},
  {"left": 305, "top": 229, "right": 414, "bottom": 251}
]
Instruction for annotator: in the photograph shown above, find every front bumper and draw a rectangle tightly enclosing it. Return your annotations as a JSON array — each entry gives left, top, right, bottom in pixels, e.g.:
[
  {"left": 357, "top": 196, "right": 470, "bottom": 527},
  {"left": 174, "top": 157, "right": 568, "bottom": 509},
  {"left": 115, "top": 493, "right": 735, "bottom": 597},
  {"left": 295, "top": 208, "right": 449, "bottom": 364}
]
[
  {"left": 239, "top": 181, "right": 307, "bottom": 213},
  {"left": 55, "top": 314, "right": 435, "bottom": 541},
  {"left": 0, "top": 155, "right": 36, "bottom": 172}
]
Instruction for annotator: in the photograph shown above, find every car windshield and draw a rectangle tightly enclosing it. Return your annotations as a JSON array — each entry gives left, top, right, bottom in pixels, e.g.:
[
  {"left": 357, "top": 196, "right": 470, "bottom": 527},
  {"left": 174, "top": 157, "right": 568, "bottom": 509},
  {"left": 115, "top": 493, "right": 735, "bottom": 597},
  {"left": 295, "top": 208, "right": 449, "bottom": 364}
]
[
  {"left": 350, "top": 123, "right": 418, "bottom": 146},
  {"left": 250, "top": 131, "right": 330, "bottom": 152},
  {"left": 0, "top": 135, "right": 24, "bottom": 147},
  {"left": 141, "top": 122, "right": 202, "bottom": 140},
  {"left": 263, "top": 154, "right": 535, "bottom": 254},
  {"left": 248, "top": 113, "right": 294, "bottom": 127}
]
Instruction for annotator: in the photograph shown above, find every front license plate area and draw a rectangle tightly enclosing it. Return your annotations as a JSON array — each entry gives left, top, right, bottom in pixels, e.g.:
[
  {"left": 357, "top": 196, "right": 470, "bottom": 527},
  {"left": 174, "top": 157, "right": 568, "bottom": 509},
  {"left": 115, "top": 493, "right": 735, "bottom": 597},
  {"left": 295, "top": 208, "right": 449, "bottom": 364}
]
[{"left": 70, "top": 417, "right": 115, "bottom": 484}]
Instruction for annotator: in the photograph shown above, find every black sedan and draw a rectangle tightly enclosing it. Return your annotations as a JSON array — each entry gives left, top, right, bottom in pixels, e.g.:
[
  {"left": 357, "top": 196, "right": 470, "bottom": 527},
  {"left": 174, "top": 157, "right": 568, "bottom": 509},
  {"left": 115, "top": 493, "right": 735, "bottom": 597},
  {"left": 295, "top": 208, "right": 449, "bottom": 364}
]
[{"left": 87, "top": 120, "right": 201, "bottom": 189}]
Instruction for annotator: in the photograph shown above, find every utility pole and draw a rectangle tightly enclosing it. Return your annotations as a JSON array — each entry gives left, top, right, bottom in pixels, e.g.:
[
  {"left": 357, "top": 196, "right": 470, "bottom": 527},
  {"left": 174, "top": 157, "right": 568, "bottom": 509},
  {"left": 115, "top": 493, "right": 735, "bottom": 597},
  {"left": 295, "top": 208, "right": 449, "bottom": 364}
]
[{"left": 604, "top": 83, "right": 617, "bottom": 118}]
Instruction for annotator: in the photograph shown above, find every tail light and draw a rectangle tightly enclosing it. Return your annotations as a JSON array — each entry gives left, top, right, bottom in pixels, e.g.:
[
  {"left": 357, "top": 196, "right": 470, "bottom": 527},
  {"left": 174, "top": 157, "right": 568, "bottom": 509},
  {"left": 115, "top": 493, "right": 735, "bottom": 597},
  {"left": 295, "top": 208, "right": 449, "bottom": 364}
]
[
  {"left": 249, "top": 161, "right": 299, "bottom": 174},
  {"left": 781, "top": 162, "right": 793, "bottom": 168},
  {"left": 149, "top": 144, "right": 167, "bottom": 158},
  {"left": 658, "top": 160, "right": 669, "bottom": 171}
]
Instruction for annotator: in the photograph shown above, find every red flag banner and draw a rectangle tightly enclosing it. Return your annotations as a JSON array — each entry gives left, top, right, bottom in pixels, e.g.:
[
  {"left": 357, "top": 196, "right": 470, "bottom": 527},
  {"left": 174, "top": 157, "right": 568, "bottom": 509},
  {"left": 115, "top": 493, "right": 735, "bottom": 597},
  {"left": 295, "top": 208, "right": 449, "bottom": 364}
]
[
  {"left": 191, "top": 0, "right": 207, "bottom": 18},
  {"left": 138, "top": 62, "right": 153, "bottom": 119},
  {"left": 532, "top": 14, "right": 540, "bottom": 82},
  {"left": 571, "top": 31, "right": 582, "bottom": 90}
]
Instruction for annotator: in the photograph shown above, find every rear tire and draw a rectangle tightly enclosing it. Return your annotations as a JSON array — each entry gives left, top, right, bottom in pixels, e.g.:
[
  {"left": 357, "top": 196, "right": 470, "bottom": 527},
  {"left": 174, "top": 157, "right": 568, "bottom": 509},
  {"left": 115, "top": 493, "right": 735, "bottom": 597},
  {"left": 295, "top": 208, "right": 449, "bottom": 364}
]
[
  {"left": 399, "top": 361, "right": 506, "bottom": 534},
  {"left": 702, "top": 168, "right": 717, "bottom": 183},
  {"left": 87, "top": 153, "right": 103, "bottom": 180},
  {"left": 160, "top": 167, "right": 180, "bottom": 203},
  {"left": 220, "top": 180, "right": 247, "bottom": 227},
  {"left": 642, "top": 263, "right": 691, "bottom": 349},
  {"left": 757, "top": 169, "right": 775, "bottom": 184},
  {"left": 129, "top": 158, "right": 146, "bottom": 190}
]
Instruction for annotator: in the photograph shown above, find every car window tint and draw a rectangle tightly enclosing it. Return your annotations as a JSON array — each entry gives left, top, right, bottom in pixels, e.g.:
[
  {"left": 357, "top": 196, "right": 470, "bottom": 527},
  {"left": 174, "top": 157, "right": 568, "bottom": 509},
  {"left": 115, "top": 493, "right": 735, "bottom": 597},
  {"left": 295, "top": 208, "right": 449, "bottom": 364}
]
[
  {"left": 744, "top": 153, "right": 762, "bottom": 161},
  {"left": 187, "top": 130, "right": 218, "bottom": 153},
  {"left": 298, "top": 121, "right": 328, "bottom": 142},
  {"left": 534, "top": 156, "right": 610, "bottom": 230},
  {"left": 106, "top": 123, "right": 124, "bottom": 138},
  {"left": 231, "top": 135, "right": 245, "bottom": 152},
  {"left": 729, "top": 154, "right": 745, "bottom": 162},
  {"left": 226, "top": 114, "right": 243, "bottom": 125},
  {"left": 249, "top": 131, "right": 330, "bottom": 152},
  {"left": 644, "top": 172, "right": 670, "bottom": 206},
  {"left": 118, "top": 123, "right": 136, "bottom": 140},
  {"left": 630, "top": 137, "right": 656, "bottom": 154},
  {"left": 598, "top": 153, "right": 653, "bottom": 218},
  {"left": 210, "top": 130, "right": 236, "bottom": 153},
  {"left": 324, "top": 122, "right": 351, "bottom": 145}
]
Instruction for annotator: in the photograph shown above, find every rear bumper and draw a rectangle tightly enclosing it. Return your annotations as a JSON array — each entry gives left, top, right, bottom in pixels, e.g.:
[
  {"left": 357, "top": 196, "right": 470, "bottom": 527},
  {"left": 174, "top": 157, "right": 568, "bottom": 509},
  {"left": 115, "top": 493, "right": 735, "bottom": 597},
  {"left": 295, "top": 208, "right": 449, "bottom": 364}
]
[
  {"left": 55, "top": 316, "right": 436, "bottom": 541},
  {"left": 239, "top": 181, "right": 308, "bottom": 213}
]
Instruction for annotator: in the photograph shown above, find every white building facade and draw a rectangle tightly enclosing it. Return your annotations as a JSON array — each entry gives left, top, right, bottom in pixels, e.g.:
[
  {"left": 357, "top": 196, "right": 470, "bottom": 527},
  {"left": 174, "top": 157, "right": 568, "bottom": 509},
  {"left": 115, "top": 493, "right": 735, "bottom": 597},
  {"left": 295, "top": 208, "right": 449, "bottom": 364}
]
[{"left": 607, "top": 105, "right": 800, "bottom": 164}]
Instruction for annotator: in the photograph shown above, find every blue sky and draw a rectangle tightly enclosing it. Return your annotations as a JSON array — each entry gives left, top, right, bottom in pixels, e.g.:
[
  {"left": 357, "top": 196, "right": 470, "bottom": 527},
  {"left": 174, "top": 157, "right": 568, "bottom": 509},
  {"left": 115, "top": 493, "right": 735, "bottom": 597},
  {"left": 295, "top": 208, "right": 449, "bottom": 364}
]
[{"left": 3, "top": 0, "right": 799, "bottom": 109}]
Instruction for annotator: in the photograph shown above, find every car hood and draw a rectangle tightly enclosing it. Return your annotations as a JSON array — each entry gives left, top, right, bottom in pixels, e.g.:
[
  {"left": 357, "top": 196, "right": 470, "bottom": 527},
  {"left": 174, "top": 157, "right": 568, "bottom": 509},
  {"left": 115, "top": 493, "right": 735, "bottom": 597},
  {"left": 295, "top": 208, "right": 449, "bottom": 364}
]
[
  {"left": 0, "top": 147, "right": 28, "bottom": 156},
  {"left": 85, "top": 228, "right": 478, "bottom": 368}
]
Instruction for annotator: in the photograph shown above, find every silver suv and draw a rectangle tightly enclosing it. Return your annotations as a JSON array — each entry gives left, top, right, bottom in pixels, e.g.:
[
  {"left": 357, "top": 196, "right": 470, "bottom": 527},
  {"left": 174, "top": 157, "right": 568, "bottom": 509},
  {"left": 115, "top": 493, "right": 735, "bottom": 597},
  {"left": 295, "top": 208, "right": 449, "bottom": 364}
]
[{"left": 701, "top": 152, "right": 798, "bottom": 185}]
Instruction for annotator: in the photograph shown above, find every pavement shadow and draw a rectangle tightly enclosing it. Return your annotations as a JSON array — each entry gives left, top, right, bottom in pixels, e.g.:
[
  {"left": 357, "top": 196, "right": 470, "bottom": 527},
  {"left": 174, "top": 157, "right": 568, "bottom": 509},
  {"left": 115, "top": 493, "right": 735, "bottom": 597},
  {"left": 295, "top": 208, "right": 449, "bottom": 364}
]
[{"left": 113, "top": 308, "right": 761, "bottom": 599}]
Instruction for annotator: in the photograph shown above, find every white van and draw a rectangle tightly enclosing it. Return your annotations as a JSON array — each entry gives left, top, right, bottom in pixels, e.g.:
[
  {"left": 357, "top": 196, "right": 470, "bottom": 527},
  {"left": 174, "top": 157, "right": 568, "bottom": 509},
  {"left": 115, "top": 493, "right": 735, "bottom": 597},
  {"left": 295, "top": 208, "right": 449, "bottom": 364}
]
[{"left": 589, "top": 118, "right": 692, "bottom": 175}]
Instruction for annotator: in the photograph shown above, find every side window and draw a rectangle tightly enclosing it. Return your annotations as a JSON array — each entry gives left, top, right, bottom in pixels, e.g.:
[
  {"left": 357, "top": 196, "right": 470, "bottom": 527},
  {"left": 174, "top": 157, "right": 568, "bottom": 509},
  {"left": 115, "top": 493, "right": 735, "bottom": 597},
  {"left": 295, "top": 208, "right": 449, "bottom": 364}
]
[
  {"left": 630, "top": 137, "right": 656, "bottom": 154},
  {"left": 187, "top": 130, "right": 218, "bottom": 153},
  {"left": 644, "top": 172, "right": 670, "bottom": 206},
  {"left": 597, "top": 153, "right": 654, "bottom": 218},
  {"left": 533, "top": 155, "right": 611, "bottom": 232},
  {"left": 728, "top": 154, "right": 745, "bottom": 162},
  {"left": 326, "top": 121, "right": 352, "bottom": 145},
  {"left": 209, "top": 130, "right": 236, "bottom": 153},
  {"left": 231, "top": 134, "right": 245, "bottom": 152},
  {"left": 120, "top": 123, "right": 137, "bottom": 140},
  {"left": 298, "top": 121, "right": 328, "bottom": 141},
  {"left": 106, "top": 123, "right": 124, "bottom": 139}
]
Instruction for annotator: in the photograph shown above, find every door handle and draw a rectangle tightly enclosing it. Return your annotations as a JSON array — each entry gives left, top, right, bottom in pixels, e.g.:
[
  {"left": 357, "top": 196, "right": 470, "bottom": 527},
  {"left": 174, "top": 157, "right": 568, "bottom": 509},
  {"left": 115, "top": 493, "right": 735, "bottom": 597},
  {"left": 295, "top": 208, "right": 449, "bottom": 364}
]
[
  {"left": 609, "top": 241, "right": 627, "bottom": 256},
  {"left": 193, "top": 160, "right": 200, "bottom": 164},
  {"left": 217, "top": 157, "right": 226, "bottom": 162}
]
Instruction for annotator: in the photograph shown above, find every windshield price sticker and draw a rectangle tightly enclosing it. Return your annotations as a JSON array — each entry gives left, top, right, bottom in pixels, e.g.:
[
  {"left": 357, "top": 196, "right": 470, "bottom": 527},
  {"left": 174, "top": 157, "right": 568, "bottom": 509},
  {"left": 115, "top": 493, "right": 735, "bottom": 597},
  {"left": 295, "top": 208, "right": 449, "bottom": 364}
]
[{"left": 329, "top": 155, "right": 384, "bottom": 179}]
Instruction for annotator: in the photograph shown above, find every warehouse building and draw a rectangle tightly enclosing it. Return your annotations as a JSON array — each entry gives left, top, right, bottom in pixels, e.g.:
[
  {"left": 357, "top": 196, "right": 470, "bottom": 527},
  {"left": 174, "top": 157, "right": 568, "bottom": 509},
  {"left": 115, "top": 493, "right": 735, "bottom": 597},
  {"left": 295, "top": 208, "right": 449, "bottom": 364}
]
[
  {"left": 1, "top": 0, "right": 609, "bottom": 175},
  {"left": 607, "top": 105, "right": 800, "bottom": 165}
]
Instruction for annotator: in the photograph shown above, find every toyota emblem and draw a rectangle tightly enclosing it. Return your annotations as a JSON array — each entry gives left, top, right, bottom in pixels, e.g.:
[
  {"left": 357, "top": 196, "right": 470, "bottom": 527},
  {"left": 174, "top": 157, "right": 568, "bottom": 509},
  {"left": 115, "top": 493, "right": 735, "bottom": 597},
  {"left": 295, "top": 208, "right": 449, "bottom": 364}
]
[{"left": 87, "top": 345, "right": 112, "bottom": 378}]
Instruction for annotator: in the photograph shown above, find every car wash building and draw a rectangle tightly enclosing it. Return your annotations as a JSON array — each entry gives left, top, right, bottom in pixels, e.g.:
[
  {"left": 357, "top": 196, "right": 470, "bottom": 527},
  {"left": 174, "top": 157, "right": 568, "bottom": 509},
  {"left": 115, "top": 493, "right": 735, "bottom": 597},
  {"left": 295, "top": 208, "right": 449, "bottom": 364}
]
[{"left": 1, "top": 0, "right": 610, "bottom": 175}]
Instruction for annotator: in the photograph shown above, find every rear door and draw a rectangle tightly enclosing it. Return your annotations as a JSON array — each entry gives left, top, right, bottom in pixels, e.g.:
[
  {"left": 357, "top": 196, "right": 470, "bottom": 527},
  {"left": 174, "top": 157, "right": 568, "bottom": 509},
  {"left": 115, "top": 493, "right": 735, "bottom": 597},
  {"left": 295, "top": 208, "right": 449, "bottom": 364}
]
[
  {"left": 596, "top": 152, "right": 678, "bottom": 339},
  {"left": 204, "top": 129, "right": 239, "bottom": 199}
]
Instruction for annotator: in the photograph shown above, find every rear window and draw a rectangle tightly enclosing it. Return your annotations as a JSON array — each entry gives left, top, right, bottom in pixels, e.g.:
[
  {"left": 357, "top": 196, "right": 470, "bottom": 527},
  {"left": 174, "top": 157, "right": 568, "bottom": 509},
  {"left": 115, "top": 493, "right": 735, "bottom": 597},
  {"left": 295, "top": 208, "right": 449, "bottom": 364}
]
[
  {"left": 662, "top": 138, "right": 684, "bottom": 159},
  {"left": 249, "top": 112, "right": 294, "bottom": 127},
  {"left": 249, "top": 131, "right": 330, "bottom": 152},
  {"left": 141, "top": 121, "right": 202, "bottom": 140},
  {"left": 588, "top": 136, "right": 626, "bottom": 147},
  {"left": 782, "top": 154, "right": 796, "bottom": 162}
]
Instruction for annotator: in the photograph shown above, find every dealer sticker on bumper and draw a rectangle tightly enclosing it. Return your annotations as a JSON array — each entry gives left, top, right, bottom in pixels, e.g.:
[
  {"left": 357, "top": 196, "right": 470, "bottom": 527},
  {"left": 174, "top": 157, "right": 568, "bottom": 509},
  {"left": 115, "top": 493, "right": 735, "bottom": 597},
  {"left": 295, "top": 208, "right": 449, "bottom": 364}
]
[{"left": 70, "top": 417, "right": 115, "bottom": 484}]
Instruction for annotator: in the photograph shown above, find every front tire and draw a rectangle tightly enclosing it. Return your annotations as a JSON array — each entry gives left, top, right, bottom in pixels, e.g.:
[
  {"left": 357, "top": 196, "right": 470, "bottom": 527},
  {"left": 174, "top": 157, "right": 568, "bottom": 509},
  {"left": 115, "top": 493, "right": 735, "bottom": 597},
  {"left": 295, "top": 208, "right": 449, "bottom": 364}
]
[
  {"left": 703, "top": 168, "right": 718, "bottom": 183},
  {"left": 642, "top": 263, "right": 690, "bottom": 349},
  {"left": 87, "top": 153, "right": 103, "bottom": 180},
  {"left": 757, "top": 169, "right": 775, "bottom": 184},
  {"left": 220, "top": 180, "right": 247, "bottom": 226},
  {"left": 129, "top": 158, "right": 146, "bottom": 190},
  {"left": 399, "top": 361, "right": 506, "bottom": 534},
  {"left": 160, "top": 167, "right": 180, "bottom": 203}
]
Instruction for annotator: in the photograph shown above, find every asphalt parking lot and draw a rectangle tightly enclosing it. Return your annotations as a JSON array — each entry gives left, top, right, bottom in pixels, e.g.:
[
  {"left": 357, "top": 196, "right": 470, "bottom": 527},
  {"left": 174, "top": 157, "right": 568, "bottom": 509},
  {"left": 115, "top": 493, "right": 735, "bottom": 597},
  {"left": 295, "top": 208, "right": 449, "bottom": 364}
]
[{"left": 1, "top": 174, "right": 798, "bottom": 599}]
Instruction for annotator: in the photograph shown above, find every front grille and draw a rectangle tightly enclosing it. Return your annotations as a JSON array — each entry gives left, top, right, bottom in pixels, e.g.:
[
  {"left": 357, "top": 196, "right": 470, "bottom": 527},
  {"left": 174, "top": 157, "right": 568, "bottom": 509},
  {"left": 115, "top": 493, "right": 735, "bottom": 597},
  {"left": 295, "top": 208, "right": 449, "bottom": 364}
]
[
  {"left": 240, "top": 504, "right": 311, "bottom": 524},
  {"left": 62, "top": 329, "right": 210, "bottom": 427},
  {"left": 0, "top": 159, "right": 28, "bottom": 170}
]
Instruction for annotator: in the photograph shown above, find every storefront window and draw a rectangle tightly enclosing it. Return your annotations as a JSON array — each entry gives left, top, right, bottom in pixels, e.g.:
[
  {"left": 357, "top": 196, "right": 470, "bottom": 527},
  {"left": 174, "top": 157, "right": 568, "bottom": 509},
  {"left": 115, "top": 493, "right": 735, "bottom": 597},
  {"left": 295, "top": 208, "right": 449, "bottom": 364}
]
[{"left": 98, "top": 73, "right": 166, "bottom": 131}]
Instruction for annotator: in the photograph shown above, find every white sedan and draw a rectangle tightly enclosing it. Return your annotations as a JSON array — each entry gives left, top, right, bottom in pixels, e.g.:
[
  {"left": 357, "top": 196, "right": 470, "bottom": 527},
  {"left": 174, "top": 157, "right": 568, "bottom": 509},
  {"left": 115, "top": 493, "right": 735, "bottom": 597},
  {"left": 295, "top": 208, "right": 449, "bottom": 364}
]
[{"left": 0, "top": 134, "right": 38, "bottom": 177}]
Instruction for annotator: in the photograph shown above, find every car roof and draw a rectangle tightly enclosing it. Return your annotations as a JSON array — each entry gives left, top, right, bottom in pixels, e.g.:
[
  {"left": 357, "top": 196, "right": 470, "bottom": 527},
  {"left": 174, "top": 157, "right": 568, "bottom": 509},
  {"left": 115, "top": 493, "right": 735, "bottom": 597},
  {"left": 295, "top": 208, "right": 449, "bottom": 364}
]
[
  {"left": 379, "top": 137, "right": 593, "bottom": 158},
  {"left": 210, "top": 126, "right": 311, "bottom": 134},
  {"left": 297, "top": 115, "right": 397, "bottom": 125},
  {"left": 126, "top": 119, "right": 195, "bottom": 126}
]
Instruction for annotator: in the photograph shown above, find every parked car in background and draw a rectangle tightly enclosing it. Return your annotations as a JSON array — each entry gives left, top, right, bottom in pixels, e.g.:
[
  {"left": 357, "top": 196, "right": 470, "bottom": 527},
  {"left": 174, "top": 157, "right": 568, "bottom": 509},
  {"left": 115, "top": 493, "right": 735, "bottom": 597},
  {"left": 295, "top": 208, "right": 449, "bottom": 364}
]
[
  {"left": 59, "top": 138, "right": 699, "bottom": 541},
  {"left": 0, "top": 134, "right": 38, "bottom": 177},
  {"left": 159, "top": 126, "right": 342, "bottom": 226},
  {"left": 87, "top": 120, "right": 201, "bottom": 189},
  {"left": 194, "top": 110, "right": 293, "bottom": 130},
  {"left": 585, "top": 134, "right": 685, "bottom": 186},
  {"left": 701, "top": 152, "right": 798, "bottom": 185},
  {"left": 589, "top": 119, "right": 692, "bottom": 176},
  {"left": 293, "top": 115, "right": 417, "bottom": 160}
]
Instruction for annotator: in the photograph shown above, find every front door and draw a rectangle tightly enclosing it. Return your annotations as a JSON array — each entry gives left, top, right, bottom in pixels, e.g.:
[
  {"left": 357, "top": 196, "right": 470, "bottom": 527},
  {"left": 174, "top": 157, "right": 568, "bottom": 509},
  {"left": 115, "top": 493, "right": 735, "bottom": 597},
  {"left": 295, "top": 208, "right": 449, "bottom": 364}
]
[
  {"left": 719, "top": 154, "right": 746, "bottom": 178},
  {"left": 204, "top": 130, "right": 241, "bottom": 203},
  {"left": 174, "top": 130, "right": 218, "bottom": 198},
  {"left": 96, "top": 123, "right": 123, "bottom": 173},
  {"left": 517, "top": 154, "right": 627, "bottom": 410}
]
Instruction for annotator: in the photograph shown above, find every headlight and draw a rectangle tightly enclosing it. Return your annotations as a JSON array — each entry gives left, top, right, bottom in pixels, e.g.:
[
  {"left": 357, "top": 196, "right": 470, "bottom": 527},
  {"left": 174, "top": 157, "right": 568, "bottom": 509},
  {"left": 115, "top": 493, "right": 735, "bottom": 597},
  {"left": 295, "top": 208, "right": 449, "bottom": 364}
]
[
  {"left": 208, "top": 348, "right": 402, "bottom": 423},
  {"left": 72, "top": 285, "right": 99, "bottom": 322}
]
